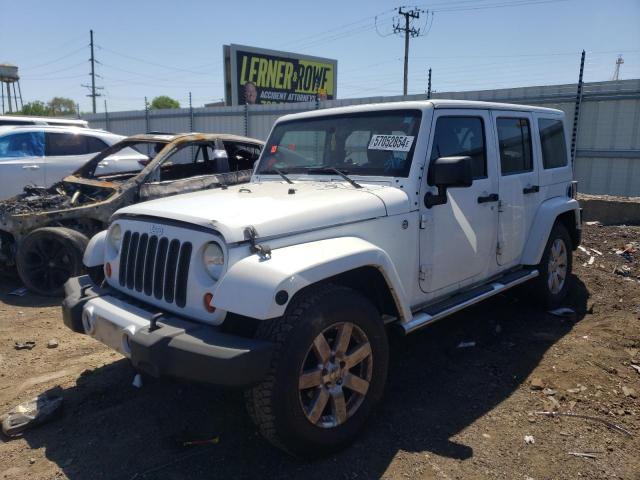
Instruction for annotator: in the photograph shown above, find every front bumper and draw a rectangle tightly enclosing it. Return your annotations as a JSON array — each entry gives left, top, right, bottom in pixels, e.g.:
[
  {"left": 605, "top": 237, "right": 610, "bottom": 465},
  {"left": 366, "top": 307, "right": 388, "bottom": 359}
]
[{"left": 62, "top": 275, "right": 273, "bottom": 387}]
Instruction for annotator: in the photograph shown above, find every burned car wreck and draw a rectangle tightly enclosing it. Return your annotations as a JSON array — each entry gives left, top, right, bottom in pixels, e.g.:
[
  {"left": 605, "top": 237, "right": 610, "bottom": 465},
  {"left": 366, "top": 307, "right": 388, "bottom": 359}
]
[{"left": 0, "top": 132, "right": 261, "bottom": 295}]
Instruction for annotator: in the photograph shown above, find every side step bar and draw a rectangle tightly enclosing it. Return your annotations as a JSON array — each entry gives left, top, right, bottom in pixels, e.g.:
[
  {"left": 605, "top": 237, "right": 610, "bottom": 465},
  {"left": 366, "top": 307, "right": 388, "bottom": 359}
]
[{"left": 402, "top": 269, "right": 539, "bottom": 335}]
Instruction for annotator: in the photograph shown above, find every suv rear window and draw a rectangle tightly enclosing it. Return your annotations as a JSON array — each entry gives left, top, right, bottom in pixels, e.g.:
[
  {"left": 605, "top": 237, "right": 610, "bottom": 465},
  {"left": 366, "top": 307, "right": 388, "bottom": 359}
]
[
  {"left": 497, "top": 117, "right": 533, "bottom": 175},
  {"left": 45, "top": 133, "right": 105, "bottom": 156},
  {"left": 538, "top": 118, "right": 568, "bottom": 169}
]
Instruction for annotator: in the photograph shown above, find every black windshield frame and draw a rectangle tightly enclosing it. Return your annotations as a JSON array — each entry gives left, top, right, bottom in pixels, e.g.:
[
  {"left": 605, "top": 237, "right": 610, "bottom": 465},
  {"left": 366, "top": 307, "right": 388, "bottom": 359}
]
[{"left": 257, "top": 109, "right": 422, "bottom": 178}]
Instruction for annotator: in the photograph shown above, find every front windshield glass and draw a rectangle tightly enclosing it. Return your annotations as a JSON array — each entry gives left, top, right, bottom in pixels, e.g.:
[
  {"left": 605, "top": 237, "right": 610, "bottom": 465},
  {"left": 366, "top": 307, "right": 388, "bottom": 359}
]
[
  {"left": 257, "top": 110, "right": 422, "bottom": 178},
  {"left": 77, "top": 140, "right": 168, "bottom": 178}
]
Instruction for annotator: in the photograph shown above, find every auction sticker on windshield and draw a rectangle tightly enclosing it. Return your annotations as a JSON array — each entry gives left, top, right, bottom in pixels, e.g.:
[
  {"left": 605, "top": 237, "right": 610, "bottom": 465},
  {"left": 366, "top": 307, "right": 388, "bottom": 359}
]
[{"left": 368, "top": 135, "right": 414, "bottom": 152}]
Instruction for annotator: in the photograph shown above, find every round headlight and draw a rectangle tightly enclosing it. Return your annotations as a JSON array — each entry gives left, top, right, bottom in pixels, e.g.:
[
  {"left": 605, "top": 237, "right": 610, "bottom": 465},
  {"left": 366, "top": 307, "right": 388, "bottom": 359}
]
[
  {"left": 203, "top": 242, "right": 224, "bottom": 280},
  {"left": 108, "top": 224, "right": 122, "bottom": 253}
]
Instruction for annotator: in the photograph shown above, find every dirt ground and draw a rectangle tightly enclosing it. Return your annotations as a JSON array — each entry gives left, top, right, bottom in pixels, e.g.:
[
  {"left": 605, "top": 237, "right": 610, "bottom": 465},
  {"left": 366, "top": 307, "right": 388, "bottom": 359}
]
[{"left": 0, "top": 223, "right": 638, "bottom": 480}]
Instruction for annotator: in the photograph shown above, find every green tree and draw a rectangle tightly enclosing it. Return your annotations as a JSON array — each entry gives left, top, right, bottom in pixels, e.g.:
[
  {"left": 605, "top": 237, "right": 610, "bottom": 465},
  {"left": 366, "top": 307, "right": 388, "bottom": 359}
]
[
  {"left": 47, "top": 97, "right": 76, "bottom": 116},
  {"left": 18, "top": 100, "right": 50, "bottom": 116},
  {"left": 150, "top": 95, "right": 180, "bottom": 110}
]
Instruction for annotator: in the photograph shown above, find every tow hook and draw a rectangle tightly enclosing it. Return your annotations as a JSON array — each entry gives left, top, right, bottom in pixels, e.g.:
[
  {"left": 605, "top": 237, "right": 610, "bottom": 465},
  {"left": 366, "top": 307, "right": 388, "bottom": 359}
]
[{"left": 149, "top": 312, "right": 164, "bottom": 332}]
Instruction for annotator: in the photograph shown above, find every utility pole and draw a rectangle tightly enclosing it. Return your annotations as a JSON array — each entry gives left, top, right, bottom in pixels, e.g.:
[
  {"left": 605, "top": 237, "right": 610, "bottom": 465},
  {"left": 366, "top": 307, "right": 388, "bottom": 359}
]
[
  {"left": 81, "top": 30, "right": 103, "bottom": 113},
  {"left": 611, "top": 55, "right": 624, "bottom": 81},
  {"left": 394, "top": 7, "right": 422, "bottom": 96},
  {"left": 427, "top": 68, "right": 432, "bottom": 99}
]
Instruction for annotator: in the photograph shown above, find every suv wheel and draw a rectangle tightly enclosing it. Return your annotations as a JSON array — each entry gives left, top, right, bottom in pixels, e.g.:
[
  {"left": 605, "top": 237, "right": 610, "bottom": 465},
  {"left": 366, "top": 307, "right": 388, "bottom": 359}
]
[
  {"left": 533, "top": 222, "right": 573, "bottom": 308},
  {"left": 16, "top": 227, "right": 88, "bottom": 296},
  {"left": 245, "top": 284, "right": 388, "bottom": 457}
]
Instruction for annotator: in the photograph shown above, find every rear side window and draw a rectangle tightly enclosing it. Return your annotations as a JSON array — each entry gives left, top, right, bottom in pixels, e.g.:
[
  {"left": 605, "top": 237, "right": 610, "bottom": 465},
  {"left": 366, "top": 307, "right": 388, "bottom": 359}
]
[
  {"left": 538, "top": 118, "right": 568, "bottom": 169},
  {"left": 0, "top": 132, "right": 45, "bottom": 158},
  {"left": 45, "top": 133, "right": 87, "bottom": 156},
  {"left": 86, "top": 136, "right": 108, "bottom": 154},
  {"left": 497, "top": 117, "right": 533, "bottom": 175},
  {"left": 430, "top": 116, "right": 487, "bottom": 179}
]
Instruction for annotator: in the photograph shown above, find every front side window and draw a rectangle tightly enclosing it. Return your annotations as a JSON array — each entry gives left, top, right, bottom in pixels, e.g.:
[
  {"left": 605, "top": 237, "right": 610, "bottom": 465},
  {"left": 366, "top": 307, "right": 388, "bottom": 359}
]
[
  {"left": 257, "top": 110, "right": 422, "bottom": 178},
  {"left": 497, "top": 117, "right": 533, "bottom": 175},
  {"left": 45, "top": 132, "right": 87, "bottom": 156},
  {"left": 86, "top": 136, "right": 109, "bottom": 154},
  {"left": 430, "top": 116, "right": 487, "bottom": 179},
  {"left": 538, "top": 118, "right": 568, "bottom": 169},
  {"left": 0, "top": 131, "right": 45, "bottom": 158}
]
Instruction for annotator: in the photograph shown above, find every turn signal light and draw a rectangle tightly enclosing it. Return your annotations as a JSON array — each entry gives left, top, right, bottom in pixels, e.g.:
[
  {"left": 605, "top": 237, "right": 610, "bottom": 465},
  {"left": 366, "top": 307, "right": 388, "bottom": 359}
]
[
  {"left": 105, "top": 262, "right": 112, "bottom": 278},
  {"left": 203, "top": 293, "right": 216, "bottom": 313}
]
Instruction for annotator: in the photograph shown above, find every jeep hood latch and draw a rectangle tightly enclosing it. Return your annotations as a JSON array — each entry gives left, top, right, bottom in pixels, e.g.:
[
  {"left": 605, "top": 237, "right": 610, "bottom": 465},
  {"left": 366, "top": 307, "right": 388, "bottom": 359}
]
[{"left": 244, "top": 226, "right": 272, "bottom": 259}]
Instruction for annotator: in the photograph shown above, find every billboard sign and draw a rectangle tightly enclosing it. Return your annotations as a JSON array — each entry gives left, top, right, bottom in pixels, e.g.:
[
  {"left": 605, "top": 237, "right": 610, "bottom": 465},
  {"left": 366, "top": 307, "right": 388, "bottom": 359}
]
[{"left": 224, "top": 44, "right": 337, "bottom": 106}]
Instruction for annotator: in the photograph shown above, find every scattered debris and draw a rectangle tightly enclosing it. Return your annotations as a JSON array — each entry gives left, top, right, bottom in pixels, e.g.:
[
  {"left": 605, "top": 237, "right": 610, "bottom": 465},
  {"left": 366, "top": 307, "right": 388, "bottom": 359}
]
[
  {"left": 46, "top": 339, "right": 58, "bottom": 349},
  {"left": 132, "top": 373, "right": 143, "bottom": 388},
  {"left": 535, "top": 411, "right": 633, "bottom": 437},
  {"left": 1, "top": 393, "right": 63, "bottom": 437},
  {"left": 524, "top": 435, "right": 535, "bottom": 444},
  {"left": 614, "top": 265, "right": 632, "bottom": 277},
  {"left": 8, "top": 287, "right": 28, "bottom": 297},
  {"left": 14, "top": 341, "right": 36, "bottom": 350},
  {"left": 530, "top": 378, "right": 545, "bottom": 390},
  {"left": 630, "top": 364, "right": 640, "bottom": 375},
  {"left": 456, "top": 341, "right": 476, "bottom": 348},
  {"left": 622, "top": 386, "right": 637, "bottom": 398},
  {"left": 591, "top": 248, "right": 603, "bottom": 255},
  {"left": 585, "top": 221, "right": 601, "bottom": 226},
  {"left": 578, "top": 246, "right": 589, "bottom": 254},
  {"left": 548, "top": 307, "right": 576, "bottom": 319},
  {"left": 588, "top": 256, "right": 595, "bottom": 265},
  {"left": 180, "top": 437, "right": 220, "bottom": 447},
  {"left": 568, "top": 452, "right": 597, "bottom": 459},
  {"left": 29, "top": 457, "right": 36, "bottom": 465},
  {"left": 543, "top": 388, "right": 557, "bottom": 396}
]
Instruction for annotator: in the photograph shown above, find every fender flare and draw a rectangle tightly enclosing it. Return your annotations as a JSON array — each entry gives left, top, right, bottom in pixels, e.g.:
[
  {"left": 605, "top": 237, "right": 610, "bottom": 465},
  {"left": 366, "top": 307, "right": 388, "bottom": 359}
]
[
  {"left": 213, "top": 237, "right": 411, "bottom": 321},
  {"left": 83, "top": 230, "right": 107, "bottom": 267},
  {"left": 521, "top": 197, "right": 580, "bottom": 265}
]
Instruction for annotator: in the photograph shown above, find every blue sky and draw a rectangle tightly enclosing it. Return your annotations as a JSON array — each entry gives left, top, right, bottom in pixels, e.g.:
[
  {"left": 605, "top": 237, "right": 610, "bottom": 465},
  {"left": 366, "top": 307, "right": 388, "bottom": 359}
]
[{"left": 1, "top": 0, "right": 639, "bottom": 113}]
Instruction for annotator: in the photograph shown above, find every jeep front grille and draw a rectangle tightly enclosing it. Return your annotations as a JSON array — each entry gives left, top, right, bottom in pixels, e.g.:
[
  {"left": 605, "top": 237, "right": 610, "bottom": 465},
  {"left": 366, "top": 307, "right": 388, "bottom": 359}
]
[{"left": 118, "top": 230, "right": 192, "bottom": 308}]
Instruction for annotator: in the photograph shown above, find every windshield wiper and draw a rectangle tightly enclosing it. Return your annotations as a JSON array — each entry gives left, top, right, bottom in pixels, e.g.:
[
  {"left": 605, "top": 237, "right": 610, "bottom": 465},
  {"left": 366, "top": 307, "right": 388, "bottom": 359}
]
[
  {"left": 306, "top": 167, "right": 363, "bottom": 189},
  {"left": 261, "top": 167, "right": 293, "bottom": 184}
]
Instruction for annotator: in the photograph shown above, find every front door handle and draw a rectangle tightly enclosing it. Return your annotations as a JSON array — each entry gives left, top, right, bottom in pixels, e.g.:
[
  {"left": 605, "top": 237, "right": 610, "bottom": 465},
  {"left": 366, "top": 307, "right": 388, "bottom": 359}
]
[
  {"left": 523, "top": 185, "right": 540, "bottom": 194},
  {"left": 22, "top": 165, "right": 40, "bottom": 170},
  {"left": 477, "top": 193, "right": 499, "bottom": 204}
]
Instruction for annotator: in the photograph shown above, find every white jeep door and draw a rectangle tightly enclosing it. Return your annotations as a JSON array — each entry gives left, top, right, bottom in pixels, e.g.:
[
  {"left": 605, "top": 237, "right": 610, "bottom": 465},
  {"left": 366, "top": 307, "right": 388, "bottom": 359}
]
[
  {"left": 492, "top": 112, "right": 540, "bottom": 266},
  {"left": 419, "top": 109, "right": 499, "bottom": 294},
  {"left": 0, "top": 131, "right": 46, "bottom": 199}
]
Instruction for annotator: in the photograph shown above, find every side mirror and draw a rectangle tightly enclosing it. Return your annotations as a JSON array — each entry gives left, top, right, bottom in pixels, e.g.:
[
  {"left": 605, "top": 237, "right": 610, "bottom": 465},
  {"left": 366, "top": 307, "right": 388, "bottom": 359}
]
[
  {"left": 428, "top": 156, "right": 473, "bottom": 188},
  {"left": 425, "top": 156, "right": 473, "bottom": 208}
]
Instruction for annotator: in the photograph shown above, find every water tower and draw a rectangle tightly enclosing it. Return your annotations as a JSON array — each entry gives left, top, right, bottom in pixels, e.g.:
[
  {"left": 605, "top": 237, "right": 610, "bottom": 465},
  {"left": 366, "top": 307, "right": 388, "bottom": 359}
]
[{"left": 0, "top": 64, "right": 23, "bottom": 114}]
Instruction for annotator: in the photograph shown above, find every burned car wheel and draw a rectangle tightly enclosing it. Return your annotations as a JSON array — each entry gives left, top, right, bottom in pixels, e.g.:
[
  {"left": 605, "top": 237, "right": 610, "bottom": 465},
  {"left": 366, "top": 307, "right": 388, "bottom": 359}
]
[
  {"left": 16, "top": 227, "right": 88, "bottom": 296},
  {"left": 245, "top": 284, "right": 389, "bottom": 457}
]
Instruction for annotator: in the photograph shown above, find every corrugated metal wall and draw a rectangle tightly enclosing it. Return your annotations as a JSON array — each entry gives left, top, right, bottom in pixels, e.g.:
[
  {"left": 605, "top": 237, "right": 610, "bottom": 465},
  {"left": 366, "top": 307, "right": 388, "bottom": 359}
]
[{"left": 84, "top": 79, "right": 640, "bottom": 196}]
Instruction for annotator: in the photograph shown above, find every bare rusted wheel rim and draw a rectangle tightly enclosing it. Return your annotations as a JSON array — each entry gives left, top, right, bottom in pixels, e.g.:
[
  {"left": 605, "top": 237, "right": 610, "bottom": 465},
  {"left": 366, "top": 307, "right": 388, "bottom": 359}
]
[{"left": 298, "top": 322, "right": 373, "bottom": 429}]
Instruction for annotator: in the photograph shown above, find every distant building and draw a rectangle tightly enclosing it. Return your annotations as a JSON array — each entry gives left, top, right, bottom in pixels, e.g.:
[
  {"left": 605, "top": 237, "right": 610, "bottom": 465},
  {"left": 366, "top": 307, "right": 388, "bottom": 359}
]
[{"left": 204, "top": 101, "right": 226, "bottom": 108}]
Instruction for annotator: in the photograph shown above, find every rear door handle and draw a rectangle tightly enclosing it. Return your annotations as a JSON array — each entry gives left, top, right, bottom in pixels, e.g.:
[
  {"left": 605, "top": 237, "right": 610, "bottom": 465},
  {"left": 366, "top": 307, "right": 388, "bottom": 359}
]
[
  {"left": 477, "top": 193, "right": 499, "bottom": 204},
  {"left": 21, "top": 165, "right": 40, "bottom": 170},
  {"left": 523, "top": 185, "right": 539, "bottom": 194}
]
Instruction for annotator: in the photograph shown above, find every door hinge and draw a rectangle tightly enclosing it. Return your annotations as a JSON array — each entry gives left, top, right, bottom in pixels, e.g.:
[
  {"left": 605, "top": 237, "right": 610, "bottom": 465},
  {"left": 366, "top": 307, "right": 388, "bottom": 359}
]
[
  {"left": 419, "top": 264, "right": 430, "bottom": 281},
  {"left": 497, "top": 200, "right": 504, "bottom": 213},
  {"left": 496, "top": 242, "right": 502, "bottom": 256},
  {"left": 420, "top": 214, "right": 429, "bottom": 229}
]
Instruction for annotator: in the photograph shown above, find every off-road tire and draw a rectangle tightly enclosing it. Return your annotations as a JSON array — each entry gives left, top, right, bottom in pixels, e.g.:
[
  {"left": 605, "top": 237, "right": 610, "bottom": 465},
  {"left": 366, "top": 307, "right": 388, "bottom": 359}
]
[
  {"left": 244, "top": 283, "right": 389, "bottom": 457},
  {"left": 531, "top": 222, "right": 573, "bottom": 308},
  {"left": 16, "top": 227, "right": 89, "bottom": 296}
]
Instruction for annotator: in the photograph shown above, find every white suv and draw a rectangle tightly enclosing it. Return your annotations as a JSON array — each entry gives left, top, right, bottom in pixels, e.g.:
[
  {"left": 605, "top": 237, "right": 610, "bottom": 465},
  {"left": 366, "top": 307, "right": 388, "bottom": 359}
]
[
  {"left": 63, "top": 100, "right": 581, "bottom": 456},
  {"left": 0, "top": 125, "right": 132, "bottom": 200}
]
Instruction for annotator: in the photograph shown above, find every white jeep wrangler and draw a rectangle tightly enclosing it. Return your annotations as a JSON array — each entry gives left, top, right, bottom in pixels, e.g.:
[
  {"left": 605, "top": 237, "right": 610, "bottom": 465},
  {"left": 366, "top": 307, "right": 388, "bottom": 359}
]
[{"left": 62, "top": 100, "right": 581, "bottom": 456}]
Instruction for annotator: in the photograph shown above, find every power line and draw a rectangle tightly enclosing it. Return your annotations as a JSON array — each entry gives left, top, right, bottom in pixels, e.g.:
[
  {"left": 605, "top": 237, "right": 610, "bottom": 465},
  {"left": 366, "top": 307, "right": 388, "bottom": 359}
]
[
  {"left": 391, "top": 6, "right": 428, "bottom": 95},
  {"left": 81, "top": 30, "right": 103, "bottom": 113}
]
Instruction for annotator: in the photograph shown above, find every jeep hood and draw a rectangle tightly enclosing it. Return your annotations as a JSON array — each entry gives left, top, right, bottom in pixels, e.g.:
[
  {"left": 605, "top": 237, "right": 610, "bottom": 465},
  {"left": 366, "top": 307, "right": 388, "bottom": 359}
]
[{"left": 114, "top": 181, "right": 410, "bottom": 243}]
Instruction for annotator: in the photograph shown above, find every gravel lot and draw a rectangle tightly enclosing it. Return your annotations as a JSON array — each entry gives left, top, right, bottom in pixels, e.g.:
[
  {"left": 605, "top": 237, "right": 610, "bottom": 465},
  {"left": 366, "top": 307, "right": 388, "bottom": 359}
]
[{"left": 0, "top": 223, "right": 638, "bottom": 480}]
